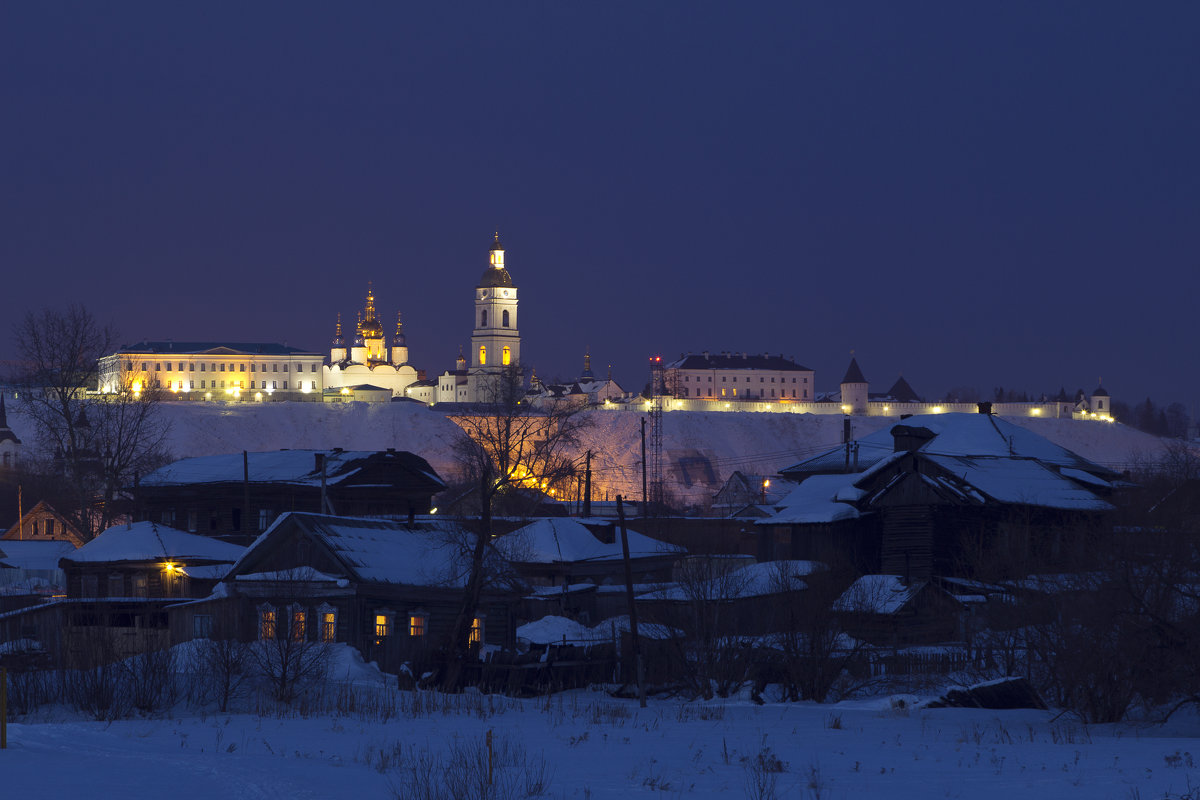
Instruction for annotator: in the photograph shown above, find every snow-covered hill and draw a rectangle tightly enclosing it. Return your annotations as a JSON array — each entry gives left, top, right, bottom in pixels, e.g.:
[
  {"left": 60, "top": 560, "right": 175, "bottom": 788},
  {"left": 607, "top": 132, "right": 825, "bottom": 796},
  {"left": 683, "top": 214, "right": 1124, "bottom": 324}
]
[{"left": 9, "top": 403, "right": 1182, "bottom": 506}]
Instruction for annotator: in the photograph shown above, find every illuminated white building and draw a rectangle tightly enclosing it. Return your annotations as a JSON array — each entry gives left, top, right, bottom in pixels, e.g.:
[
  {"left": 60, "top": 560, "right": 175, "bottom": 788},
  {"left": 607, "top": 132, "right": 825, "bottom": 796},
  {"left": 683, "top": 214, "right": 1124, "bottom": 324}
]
[
  {"left": 98, "top": 342, "right": 324, "bottom": 401},
  {"left": 407, "top": 234, "right": 523, "bottom": 405},
  {"left": 665, "top": 352, "right": 815, "bottom": 402},
  {"left": 322, "top": 285, "right": 422, "bottom": 399}
]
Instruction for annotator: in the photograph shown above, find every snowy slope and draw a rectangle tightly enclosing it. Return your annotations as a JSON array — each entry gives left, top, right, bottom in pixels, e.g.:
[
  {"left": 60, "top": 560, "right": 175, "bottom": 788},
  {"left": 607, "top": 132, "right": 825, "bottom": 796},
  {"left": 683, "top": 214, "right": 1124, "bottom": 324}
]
[{"left": 8, "top": 403, "right": 1185, "bottom": 507}]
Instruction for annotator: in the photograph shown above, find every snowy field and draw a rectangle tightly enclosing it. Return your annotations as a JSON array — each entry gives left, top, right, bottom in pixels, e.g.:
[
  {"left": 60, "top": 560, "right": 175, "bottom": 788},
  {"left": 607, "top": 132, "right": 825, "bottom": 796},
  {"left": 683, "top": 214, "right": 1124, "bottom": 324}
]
[{"left": 6, "top": 649, "right": 1200, "bottom": 800}]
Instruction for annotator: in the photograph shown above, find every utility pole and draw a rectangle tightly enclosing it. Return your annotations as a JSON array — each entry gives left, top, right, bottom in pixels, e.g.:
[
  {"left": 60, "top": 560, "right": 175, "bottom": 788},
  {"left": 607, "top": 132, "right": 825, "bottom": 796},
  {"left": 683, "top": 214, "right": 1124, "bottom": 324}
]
[
  {"left": 583, "top": 449, "right": 592, "bottom": 517},
  {"left": 640, "top": 418, "right": 648, "bottom": 519},
  {"left": 617, "top": 495, "right": 646, "bottom": 707}
]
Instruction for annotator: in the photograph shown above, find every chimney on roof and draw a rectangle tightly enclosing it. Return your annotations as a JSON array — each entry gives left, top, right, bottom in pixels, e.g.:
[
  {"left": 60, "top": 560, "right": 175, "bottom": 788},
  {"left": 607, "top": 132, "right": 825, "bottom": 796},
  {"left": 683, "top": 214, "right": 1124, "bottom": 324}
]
[
  {"left": 977, "top": 401, "right": 993, "bottom": 415},
  {"left": 892, "top": 425, "right": 936, "bottom": 453}
]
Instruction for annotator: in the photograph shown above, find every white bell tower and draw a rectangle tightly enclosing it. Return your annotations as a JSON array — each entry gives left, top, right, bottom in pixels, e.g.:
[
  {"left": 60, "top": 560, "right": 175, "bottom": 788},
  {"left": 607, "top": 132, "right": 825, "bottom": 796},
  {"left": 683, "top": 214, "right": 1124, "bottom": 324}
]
[{"left": 470, "top": 232, "right": 520, "bottom": 373}]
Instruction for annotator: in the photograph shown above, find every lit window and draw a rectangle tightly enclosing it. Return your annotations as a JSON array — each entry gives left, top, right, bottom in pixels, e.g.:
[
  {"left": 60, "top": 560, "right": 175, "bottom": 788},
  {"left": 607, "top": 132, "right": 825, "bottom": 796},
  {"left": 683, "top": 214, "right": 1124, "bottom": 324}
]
[
  {"left": 291, "top": 608, "right": 307, "bottom": 641},
  {"left": 319, "top": 605, "right": 337, "bottom": 642},
  {"left": 502, "top": 346, "right": 511, "bottom": 366},
  {"left": 259, "top": 606, "right": 277, "bottom": 640},
  {"left": 375, "top": 613, "right": 391, "bottom": 639},
  {"left": 479, "top": 346, "right": 486, "bottom": 366},
  {"left": 409, "top": 613, "right": 427, "bottom": 637},
  {"left": 469, "top": 617, "right": 485, "bottom": 645}
]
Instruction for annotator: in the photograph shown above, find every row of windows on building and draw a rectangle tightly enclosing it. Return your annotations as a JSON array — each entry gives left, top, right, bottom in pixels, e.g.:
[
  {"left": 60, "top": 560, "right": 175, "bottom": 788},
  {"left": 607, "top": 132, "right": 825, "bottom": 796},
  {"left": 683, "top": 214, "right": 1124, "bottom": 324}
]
[
  {"left": 134, "top": 361, "right": 319, "bottom": 373},
  {"left": 242, "top": 605, "right": 484, "bottom": 646},
  {"left": 160, "top": 507, "right": 277, "bottom": 533},
  {"left": 156, "top": 379, "right": 312, "bottom": 391},
  {"left": 78, "top": 570, "right": 183, "bottom": 598},
  {"left": 680, "top": 375, "right": 808, "bottom": 383},
  {"left": 478, "top": 345, "right": 511, "bottom": 366},
  {"left": 680, "top": 387, "right": 808, "bottom": 399}
]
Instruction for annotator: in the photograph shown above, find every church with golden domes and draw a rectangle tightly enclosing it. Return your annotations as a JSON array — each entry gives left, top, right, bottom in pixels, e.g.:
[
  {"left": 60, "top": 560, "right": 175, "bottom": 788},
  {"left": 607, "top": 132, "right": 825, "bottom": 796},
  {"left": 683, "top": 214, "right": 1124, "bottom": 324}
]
[
  {"left": 323, "top": 233, "right": 522, "bottom": 404},
  {"left": 321, "top": 283, "right": 423, "bottom": 399}
]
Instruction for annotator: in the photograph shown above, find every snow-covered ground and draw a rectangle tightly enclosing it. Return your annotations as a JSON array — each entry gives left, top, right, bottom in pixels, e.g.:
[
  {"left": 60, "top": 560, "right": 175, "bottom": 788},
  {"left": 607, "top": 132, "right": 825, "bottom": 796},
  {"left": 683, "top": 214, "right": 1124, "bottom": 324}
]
[{"left": 7, "top": 675, "right": 1200, "bottom": 799}]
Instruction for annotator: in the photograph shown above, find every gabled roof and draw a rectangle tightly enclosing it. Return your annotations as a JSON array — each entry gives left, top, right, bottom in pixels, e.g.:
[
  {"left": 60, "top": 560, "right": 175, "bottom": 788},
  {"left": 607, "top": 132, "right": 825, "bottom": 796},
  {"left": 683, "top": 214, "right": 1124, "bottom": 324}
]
[
  {"left": 759, "top": 473, "right": 864, "bottom": 525},
  {"left": 62, "top": 522, "right": 246, "bottom": 565},
  {"left": 497, "top": 518, "right": 683, "bottom": 564},
  {"left": 665, "top": 353, "right": 811, "bottom": 371},
  {"left": 834, "top": 575, "right": 927, "bottom": 614},
  {"left": 841, "top": 357, "right": 867, "bottom": 385},
  {"left": 230, "top": 512, "right": 489, "bottom": 588},
  {"left": 140, "top": 449, "right": 444, "bottom": 490},
  {"left": 115, "top": 341, "right": 321, "bottom": 356},
  {"left": 781, "top": 412, "right": 1116, "bottom": 480}
]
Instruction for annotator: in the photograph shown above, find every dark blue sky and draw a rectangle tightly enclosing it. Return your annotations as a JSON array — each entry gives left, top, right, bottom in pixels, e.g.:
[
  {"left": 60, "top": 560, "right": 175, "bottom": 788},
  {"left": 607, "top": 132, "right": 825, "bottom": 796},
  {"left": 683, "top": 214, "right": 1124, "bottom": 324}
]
[{"left": 3, "top": 3, "right": 1197, "bottom": 406}]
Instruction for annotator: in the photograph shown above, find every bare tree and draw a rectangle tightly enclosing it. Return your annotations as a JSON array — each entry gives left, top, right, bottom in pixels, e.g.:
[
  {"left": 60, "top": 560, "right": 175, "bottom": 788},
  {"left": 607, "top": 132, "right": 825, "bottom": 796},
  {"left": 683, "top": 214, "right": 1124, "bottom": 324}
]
[
  {"left": 440, "top": 363, "right": 591, "bottom": 689},
  {"left": 9, "top": 305, "right": 170, "bottom": 537}
]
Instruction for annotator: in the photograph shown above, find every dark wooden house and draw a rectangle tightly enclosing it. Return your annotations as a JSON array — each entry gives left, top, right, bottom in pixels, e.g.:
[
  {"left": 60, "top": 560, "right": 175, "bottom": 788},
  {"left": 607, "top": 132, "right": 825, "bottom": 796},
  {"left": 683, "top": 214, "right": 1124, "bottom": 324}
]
[
  {"left": 135, "top": 448, "right": 445, "bottom": 544},
  {"left": 763, "top": 413, "right": 1118, "bottom": 581},
  {"left": 168, "top": 512, "right": 520, "bottom": 674},
  {"left": 0, "top": 521, "right": 245, "bottom": 663}
]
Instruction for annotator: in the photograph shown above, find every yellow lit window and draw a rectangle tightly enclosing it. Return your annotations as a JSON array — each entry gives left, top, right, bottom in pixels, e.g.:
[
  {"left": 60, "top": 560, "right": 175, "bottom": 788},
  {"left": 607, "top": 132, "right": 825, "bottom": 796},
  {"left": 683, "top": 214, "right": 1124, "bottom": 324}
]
[
  {"left": 409, "top": 614, "right": 426, "bottom": 637},
  {"left": 259, "top": 609, "right": 276, "bottom": 640},
  {"left": 291, "top": 610, "right": 306, "bottom": 641},
  {"left": 375, "top": 614, "right": 390, "bottom": 638},
  {"left": 469, "top": 617, "right": 484, "bottom": 645},
  {"left": 478, "top": 345, "right": 486, "bottom": 366},
  {"left": 502, "top": 346, "right": 511, "bottom": 366},
  {"left": 321, "top": 611, "right": 336, "bottom": 642}
]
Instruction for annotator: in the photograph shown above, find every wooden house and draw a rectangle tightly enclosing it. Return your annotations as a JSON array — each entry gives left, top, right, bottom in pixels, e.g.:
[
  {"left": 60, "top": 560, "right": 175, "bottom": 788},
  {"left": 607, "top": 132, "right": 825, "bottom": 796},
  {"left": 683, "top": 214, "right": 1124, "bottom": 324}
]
[
  {"left": 135, "top": 448, "right": 445, "bottom": 544},
  {"left": 762, "top": 413, "right": 1118, "bottom": 581},
  {"left": 0, "top": 522, "right": 245, "bottom": 663},
  {"left": 2, "top": 500, "right": 87, "bottom": 547},
  {"left": 168, "top": 512, "right": 520, "bottom": 674}
]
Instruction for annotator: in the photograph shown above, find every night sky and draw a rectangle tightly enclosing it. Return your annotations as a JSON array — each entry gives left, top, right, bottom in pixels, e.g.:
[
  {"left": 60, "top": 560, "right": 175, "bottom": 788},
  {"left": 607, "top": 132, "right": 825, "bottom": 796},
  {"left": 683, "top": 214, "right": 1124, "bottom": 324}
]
[{"left": 4, "top": 3, "right": 1198, "bottom": 406}]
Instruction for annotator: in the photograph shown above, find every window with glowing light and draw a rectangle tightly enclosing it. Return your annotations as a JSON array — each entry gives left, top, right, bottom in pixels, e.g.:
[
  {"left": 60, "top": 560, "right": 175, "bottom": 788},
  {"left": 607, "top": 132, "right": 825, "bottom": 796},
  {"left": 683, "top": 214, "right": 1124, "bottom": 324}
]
[
  {"left": 259, "top": 606, "right": 277, "bottom": 640},
  {"left": 469, "top": 616, "right": 485, "bottom": 646},
  {"left": 409, "top": 612, "right": 428, "bottom": 637},
  {"left": 502, "top": 346, "right": 511, "bottom": 366},
  {"left": 479, "top": 346, "right": 486, "bottom": 366},
  {"left": 319, "top": 604, "right": 337, "bottom": 642},
  {"left": 374, "top": 612, "right": 393, "bottom": 644},
  {"left": 291, "top": 607, "right": 307, "bottom": 641}
]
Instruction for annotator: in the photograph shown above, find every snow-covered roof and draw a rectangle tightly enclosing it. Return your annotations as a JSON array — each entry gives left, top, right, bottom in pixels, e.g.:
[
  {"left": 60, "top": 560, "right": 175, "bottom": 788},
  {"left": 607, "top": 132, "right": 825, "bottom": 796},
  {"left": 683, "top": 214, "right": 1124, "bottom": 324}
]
[
  {"left": 834, "top": 575, "right": 925, "bottom": 615},
  {"left": 517, "top": 614, "right": 679, "bottom": 644},
  {"left": 62, "top": 522, "right": 246, "bottom": 565},
  {"left": 497, "top": 518, "right": 683, "bottom": 564},
  {"left": 641, "top": 560, "right": 823, "bottom": 601},
  {"left": 782, "top": 413, "right": 1115, "bottom": 479},
  {"left": 760, "top": 474, "right": 863, "bottom": 525},
  {"left": 0, "top": 540, "right": 76, "bottom": 571},
  {"left": 923, "top": 455, "right": 1113, "bottom": 511},
  {"left": 234, "top": 513, "right": 489, "bottom": 588},
  {"left": 140, "top": 449, "right": 443, "bottom": 489}
]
